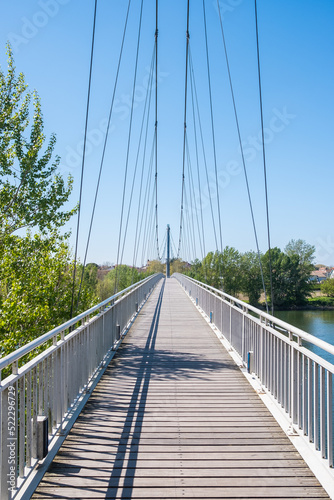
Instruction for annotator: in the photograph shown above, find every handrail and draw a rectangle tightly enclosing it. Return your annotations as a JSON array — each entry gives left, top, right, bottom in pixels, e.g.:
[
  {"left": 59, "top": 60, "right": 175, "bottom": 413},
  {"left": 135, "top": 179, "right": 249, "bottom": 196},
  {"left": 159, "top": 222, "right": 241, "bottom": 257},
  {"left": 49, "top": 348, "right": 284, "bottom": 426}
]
[
  {"left": 174, "top": 273, "right": 334, "bottom": 358},
  {"left": 0, "top": 273, "right": 162, "bottom": 373},
  {"left": 173, "top": 272, "right": 334, "bottom": 470},
  {"left": 0, "top": 272, "right": 164, "bottom": 500}
]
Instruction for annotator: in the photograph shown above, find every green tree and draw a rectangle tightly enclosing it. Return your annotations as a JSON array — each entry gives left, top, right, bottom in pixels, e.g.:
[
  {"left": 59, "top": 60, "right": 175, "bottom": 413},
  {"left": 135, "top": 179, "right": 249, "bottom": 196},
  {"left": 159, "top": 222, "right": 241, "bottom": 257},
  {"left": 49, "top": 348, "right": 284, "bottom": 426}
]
[
  {"left": 0, "top": 233, "right": 96, "bottom": 357},
  {"left": 147, "top": 259, "right": 164, "bottom": 274},
  {"left": 0, "top": 47, "right": 85, "bottom": 360},
  {"left": 202, "top": 251, "right": 220, "bottom": 288},
  {"left": 97, "top": 265, "right": 142, "bottom": 301},
  {"left": 285, "top": 239, "right": 315, "bottom": 278},
  {"left": 83, "top": 263, "right": 98, "bottom": 294},
  {"left": 186, "top": 258, "right": 204, "bottom": 282},
  {"left": 170, "top": 258, "right": 187, "bottom": 275},
  {"left": 201, "top": 248, "right": 242, "bottom": 295},
  {"left": 263, "top": 247, "right": 312, "bottom": 308},
  {"left": 320, "top": 279, "right": 334, "bottom": 297},
  {"left": 221, "top": 246, "right": 242, "bottom": 296},
  {"left": 0, "top": 44, "right": 75, "bottom": 239},
  {"left": 240, "top": 251, "right": 263, "bottom": 305}
]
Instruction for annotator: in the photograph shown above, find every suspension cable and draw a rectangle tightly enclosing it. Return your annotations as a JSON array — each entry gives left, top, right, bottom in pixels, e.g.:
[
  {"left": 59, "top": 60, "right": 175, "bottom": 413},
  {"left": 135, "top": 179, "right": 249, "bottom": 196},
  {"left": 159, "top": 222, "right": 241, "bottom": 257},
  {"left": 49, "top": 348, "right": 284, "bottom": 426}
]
[
  {"left": 135, "top": 135, "right": 155, "bottom": 267},
  {"left": 202, "top": 0, "right": 223, "bottom": 253},
  {"left": 120, "top": 47, "right": 155, "bottom": 267},
  {"left": 189, "top": 48, "right": 218, "bottom": 251},
  {"left": 255, "top": 0, "right": 274, "bottom": 314},
  {"left": 185, "top": 157, "right": 197, "bottom": 260},
  {"left": 74, "top": 0, "right": 132, "bottom": 313},
  {"left": 114, "top": 0, "right": 144, "bottom": 292},
  {"left": 142, "top": 189, "right": 156, "bottom": 265},
  {"left": 189, "top": 51, "right": 206, "bottom": 258},
  {"left": 216, "top": 0, "right": 269, "bottom": 313},
  {"left": 185, "top": 134, "right": 203, "bottom": 260},
  {"left": 177, "top": 0, "right": 190, "bottom": 258},
  {"left": 139, "top": 140, "right": 155, "bottom": 266},
  {"left": 70, "top": 0, "right": 98, "bottom": 319},
  {"left": 154, "top": 0, "right": 160, "bottom": 260},
  {"left": 160, "top": 231, "right": 167, "bottom": 261},
  {"left": 170, "top": 231, "right": 177, "bottom": 260},
  {"left": 131, "top": 52, "right": 155, "bottom": 279}
]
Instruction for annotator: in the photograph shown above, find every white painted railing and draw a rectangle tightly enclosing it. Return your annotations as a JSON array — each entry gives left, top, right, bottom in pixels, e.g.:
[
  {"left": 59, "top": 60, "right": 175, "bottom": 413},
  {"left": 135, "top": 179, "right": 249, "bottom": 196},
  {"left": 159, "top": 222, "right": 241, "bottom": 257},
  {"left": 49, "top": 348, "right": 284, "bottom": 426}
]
[
  {"left": 173, "top": 273, "right": 334, "bottom": 469},
  {"left": 0, "top": 273, "right": 163, "bottom": 500}
]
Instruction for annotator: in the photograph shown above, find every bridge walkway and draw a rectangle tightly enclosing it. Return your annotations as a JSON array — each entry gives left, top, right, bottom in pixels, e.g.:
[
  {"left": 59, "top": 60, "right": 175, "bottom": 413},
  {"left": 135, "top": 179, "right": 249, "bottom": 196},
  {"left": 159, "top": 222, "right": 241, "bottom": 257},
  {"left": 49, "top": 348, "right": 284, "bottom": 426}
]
[{"left": 32, "top": 278, "right": 329, "bottom": 499}]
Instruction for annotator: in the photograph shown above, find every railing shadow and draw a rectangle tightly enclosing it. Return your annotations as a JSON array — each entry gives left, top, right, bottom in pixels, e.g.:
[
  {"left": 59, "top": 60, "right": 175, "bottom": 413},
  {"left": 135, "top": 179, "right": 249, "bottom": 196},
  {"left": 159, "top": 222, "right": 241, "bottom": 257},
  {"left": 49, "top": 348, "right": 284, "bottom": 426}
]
[{"left": 39, "top": 279, "right": 243, "bottom": 498}]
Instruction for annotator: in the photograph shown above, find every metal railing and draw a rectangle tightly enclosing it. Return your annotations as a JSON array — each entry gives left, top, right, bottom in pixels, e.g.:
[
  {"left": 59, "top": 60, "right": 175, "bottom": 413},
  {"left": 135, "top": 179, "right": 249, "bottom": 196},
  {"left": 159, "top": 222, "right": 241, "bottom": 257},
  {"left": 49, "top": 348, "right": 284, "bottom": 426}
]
[
  {"left": 0, "top": 273, "right": 163, "bottom": 499},
  {"left": 173, "top": 273, "right": 334, "bottom": 469}
]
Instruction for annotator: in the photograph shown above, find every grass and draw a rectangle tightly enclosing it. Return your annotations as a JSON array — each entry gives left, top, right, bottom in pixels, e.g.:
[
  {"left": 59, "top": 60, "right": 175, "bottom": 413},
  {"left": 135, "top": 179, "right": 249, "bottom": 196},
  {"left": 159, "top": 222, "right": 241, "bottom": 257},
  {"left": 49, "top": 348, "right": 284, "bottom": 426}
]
[{"left": 307, "top": 295, "right": 334, "bottom": 307}]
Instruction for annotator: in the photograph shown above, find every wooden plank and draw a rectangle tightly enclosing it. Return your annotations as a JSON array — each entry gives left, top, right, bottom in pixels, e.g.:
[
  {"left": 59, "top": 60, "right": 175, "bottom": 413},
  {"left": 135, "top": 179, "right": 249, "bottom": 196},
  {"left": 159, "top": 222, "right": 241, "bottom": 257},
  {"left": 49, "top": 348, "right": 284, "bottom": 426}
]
[
  {"left": 34, "top": 476, "right": 322, "bottom": 488},
  {"left": 32, "top": 279, "right": 330, "bottom": 499},
  {"left": 32, "top": 486, "right": 330, "bottom": 499},
  {"left": 45, "top": 466, "right": 315, "bottom": 477},
  {"left": 48, "top": 458, "right": 314, "bottom": 469}
]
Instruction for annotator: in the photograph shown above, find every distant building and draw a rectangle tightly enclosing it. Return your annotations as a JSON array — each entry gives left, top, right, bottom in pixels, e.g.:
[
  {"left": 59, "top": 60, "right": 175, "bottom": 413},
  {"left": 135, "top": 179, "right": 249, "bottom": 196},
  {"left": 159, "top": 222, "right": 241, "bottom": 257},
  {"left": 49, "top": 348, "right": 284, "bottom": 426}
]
[{"left": 310, "top": 267, "right": 331, "bottom": 282}]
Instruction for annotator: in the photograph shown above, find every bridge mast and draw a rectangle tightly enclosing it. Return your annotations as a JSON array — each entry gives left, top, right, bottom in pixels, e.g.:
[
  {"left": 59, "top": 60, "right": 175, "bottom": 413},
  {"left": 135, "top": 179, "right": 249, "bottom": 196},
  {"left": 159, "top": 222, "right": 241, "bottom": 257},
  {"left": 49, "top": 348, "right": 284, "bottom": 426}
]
[{"left": 166, "top": 224, "right": 170, "bottom": 278}]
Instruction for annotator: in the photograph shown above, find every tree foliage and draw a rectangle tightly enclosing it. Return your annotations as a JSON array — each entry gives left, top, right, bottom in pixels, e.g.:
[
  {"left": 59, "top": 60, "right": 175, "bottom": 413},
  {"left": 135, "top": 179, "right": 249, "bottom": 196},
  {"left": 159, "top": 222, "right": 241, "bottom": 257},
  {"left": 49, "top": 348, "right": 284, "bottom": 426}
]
[
  {"left": 221, "top": 246, "right": 242, "bottom": 296},
  {"left": 0, "top": 47, "right": 83, "bottom": 360},
  {"left": 170, "top": 258, "right": 188, "bottom": 275},
  {"left": 321, "top": 279, "right": 334, "bottom": 297},
  {"left": 97, "top": 265, "right": 153, "bottom": 301},
  {"left": 240, "top": 251, "right": 263, "bottom": 305},
  {"left": 285, "top": 239, "right": 315, "bottom": 278},
  {"left": 0, "top": 44, "right": 75, "bottom": 239},
  {"left": 0, "top": 233, "right": 96, "bottom": 357},
  {"left": 183, "top": 239, "right": 315, "bottom": 309},
  {"left": 147, "top": 259, "right": 164, "bottom": 274}
]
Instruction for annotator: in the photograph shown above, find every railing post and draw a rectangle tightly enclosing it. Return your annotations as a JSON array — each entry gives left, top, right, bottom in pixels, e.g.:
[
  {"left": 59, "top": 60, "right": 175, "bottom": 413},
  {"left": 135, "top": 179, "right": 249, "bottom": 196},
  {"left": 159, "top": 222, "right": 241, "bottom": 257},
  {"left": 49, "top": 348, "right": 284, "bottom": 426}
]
[
  {"left": 247, "top": 351, "right": 254, "bottom": 374},
  {"left": 314, "top": 363, "right": 320, "bottom": 451},
  {"left": 327, "top": 371, "right": 333, "bottom": 467},
  {"left": 320, "top": 366, "right": 326, "bottom": 458},
  {"left": 308, "top": 359, "right": 314, "bottom": 443},
  {"left": 290, "top": 343, "right": 298, "bottom": 425},
  {"left": 1, "top": 386, "right": 17, "bottom": 500},
  {"left": 241, "top": 310, "right": 245, "bottom": 363}
]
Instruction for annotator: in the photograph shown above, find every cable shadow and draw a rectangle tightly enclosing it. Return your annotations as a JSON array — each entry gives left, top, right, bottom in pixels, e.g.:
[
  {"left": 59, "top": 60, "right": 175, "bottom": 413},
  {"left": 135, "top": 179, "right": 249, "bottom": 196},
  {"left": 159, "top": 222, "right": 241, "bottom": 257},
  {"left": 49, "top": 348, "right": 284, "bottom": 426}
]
[
  {"left": 103, "top": 278, "right": 165, "bottom": 498},
  {"left": 45, "top": 279, "right": 251, "bottom": 499}
]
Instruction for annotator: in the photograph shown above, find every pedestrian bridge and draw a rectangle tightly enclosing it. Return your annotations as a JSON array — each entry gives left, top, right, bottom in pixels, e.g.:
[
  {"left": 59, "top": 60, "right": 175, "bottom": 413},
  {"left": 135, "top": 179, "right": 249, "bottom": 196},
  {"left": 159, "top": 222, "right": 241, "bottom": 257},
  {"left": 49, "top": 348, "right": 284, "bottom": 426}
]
[{"left": 1, "top": 275, "right": 334, "bottom": 499}]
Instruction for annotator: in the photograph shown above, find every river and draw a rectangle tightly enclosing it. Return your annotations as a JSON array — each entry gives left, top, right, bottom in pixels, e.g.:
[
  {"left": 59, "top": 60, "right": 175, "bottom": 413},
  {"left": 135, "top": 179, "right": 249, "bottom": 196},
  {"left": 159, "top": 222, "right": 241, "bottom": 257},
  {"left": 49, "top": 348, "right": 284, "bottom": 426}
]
[{"left": 274, "top": 309, "right": 334, "bottom": 365}]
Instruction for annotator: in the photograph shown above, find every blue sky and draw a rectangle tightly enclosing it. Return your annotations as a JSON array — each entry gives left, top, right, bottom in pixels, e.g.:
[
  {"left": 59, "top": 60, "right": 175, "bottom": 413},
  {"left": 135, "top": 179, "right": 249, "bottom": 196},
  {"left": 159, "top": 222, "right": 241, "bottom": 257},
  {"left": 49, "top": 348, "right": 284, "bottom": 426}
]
[{"left": 0, "top": 0, "right": 333, "bottom": 266}]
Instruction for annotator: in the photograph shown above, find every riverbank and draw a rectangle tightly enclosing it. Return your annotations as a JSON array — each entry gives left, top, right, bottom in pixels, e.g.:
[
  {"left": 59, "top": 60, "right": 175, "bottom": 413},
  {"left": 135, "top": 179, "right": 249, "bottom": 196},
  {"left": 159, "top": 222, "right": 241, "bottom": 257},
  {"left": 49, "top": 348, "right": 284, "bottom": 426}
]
[{"left": 255, "top": 292, "right": 334, "bottom": 312}]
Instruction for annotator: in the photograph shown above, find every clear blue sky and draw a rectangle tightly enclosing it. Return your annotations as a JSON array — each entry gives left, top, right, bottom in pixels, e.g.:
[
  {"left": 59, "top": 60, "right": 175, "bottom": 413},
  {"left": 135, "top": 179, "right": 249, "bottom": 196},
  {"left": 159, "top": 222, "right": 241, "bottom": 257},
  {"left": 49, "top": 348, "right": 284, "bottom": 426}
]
[{"left": 0, "top": 0, "right": 333, "bottom": 266}]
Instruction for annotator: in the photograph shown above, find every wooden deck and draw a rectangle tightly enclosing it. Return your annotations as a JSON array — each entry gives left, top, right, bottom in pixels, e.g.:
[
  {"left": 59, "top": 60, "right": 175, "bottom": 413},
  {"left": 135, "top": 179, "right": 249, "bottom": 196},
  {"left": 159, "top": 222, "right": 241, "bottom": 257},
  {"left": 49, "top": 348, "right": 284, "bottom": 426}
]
[{"left": 33, "top": 278, "right": 330, "bottom": 499}]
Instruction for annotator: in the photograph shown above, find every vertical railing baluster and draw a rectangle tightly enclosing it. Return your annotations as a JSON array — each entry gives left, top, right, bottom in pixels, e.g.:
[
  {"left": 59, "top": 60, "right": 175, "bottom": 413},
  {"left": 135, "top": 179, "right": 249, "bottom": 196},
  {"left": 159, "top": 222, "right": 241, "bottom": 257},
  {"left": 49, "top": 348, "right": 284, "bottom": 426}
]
[
  {"left": 308, "top": 359, "right": 314, "bottom": 443},
  {"left": 278, "top": 339, "right": 282, "bottom": 405},
  {"left": 32, "top": 367, "right": 38, "bottom": 459},
  {"left": 303, "top": 356, "right": 307, "bottom": 435},
  {"left": 26, "top": 371, "right": 32, "bottom": 468},
  {"left": 327, "top": 371, "right": 333, "bottom": 467},
  {"left": 297, "top": 351, "right": 302, "bottom": 429},
  {"left": 19, "top": 376, "right": 25, "bottom": 479},
  {"left": 290, "top": 344, "right": 296, "bottom": 423},
  {"left": 320, "top": 366, "right": 326, "bottom": 458}
]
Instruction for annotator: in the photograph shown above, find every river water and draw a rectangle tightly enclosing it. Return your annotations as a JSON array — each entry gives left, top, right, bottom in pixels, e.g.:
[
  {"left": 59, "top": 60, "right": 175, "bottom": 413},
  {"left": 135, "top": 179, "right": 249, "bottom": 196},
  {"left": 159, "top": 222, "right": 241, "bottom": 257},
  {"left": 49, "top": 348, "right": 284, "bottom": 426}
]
[{"left": 274, "top": 310, "right": 334, "bottom": 365}]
